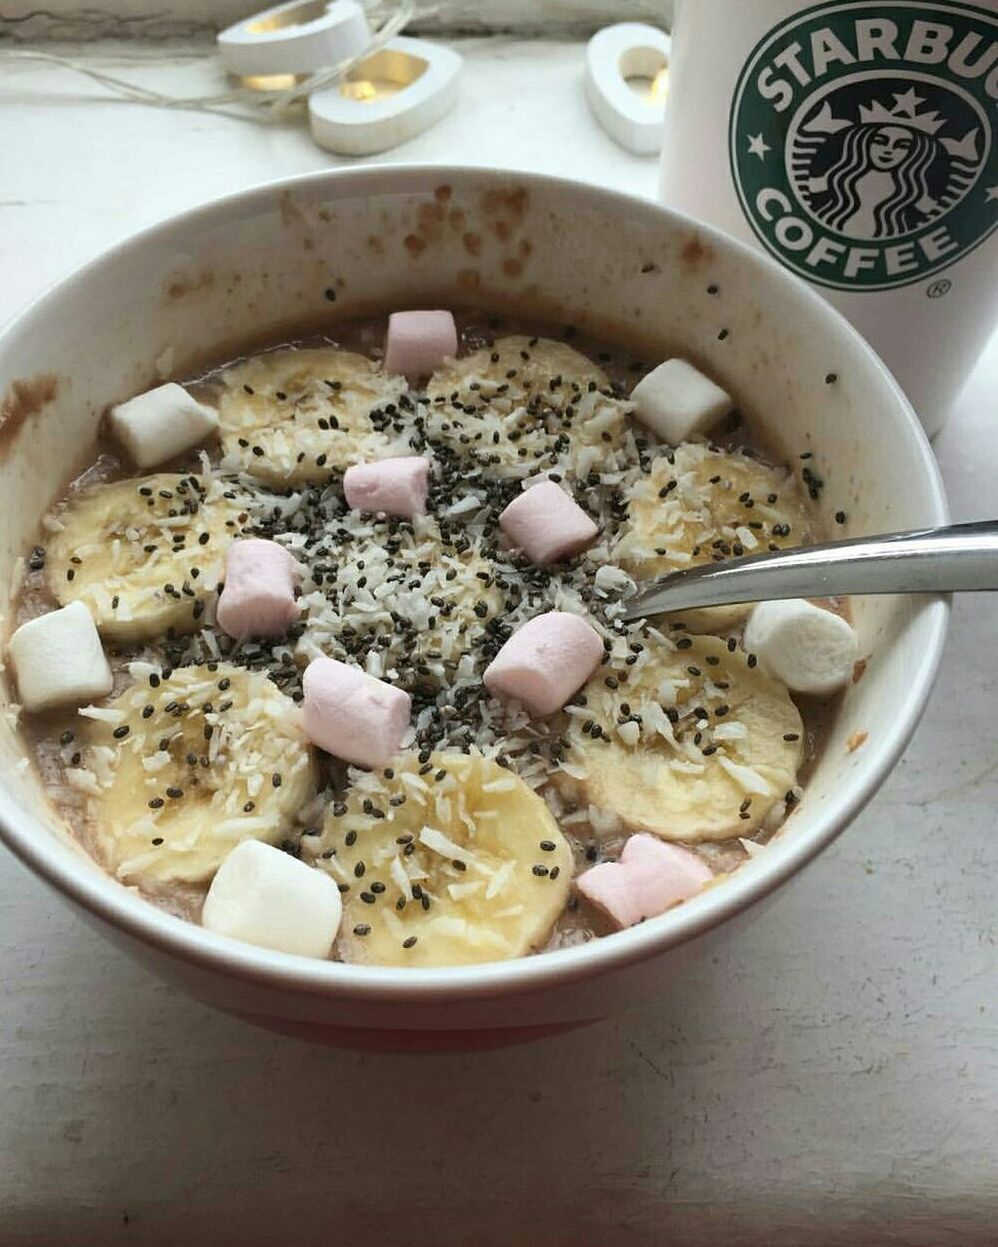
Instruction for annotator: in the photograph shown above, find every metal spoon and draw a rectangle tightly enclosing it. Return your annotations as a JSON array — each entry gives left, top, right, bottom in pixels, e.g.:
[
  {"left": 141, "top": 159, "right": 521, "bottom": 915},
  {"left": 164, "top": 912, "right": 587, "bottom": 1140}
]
[{"left": 619, "top": 520, "right": 998, "bottom": 621}]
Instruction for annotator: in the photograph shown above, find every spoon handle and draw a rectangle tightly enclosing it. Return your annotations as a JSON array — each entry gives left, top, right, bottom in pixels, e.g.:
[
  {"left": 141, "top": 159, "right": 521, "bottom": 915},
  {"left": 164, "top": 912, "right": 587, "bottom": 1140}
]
[{"left": 620, "top": 520, "right": 998, "bottom": 621}]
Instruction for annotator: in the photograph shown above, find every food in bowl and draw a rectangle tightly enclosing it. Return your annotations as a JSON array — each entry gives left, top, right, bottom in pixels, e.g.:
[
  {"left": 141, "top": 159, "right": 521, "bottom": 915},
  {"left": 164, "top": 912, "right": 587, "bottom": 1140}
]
[{"left": 5, "top": 307, "right": 861, "bottom": 968}]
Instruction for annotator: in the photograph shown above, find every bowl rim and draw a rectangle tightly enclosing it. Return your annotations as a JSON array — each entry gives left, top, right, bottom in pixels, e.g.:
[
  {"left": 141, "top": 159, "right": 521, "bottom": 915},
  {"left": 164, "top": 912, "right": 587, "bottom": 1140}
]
[{"left": 0, "top": 163, "right": 950, "bottom": 1002}]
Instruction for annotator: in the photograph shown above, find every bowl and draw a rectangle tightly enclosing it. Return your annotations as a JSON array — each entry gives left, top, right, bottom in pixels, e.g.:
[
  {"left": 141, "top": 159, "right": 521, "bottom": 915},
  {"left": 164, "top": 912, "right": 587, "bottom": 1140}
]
[{"left": 0, "top": 166, "right": 948, "bottom": 1048}]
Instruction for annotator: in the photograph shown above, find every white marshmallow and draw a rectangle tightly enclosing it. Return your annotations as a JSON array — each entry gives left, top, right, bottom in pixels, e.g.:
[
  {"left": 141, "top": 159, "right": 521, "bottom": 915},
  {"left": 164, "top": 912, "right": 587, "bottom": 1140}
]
[
  {"left": 343, "top": 456, "right": 429, "bottom": 518},
  {"left": 630, "top": 358, "right": 733, "bottom": 444},
  {"left": 499, "top": 480, "right": 598, "bottom": 566},
  {"left": 383, "top": 310, "right": 458, "bottom": 383},
  {"left": 743, "top": 599, "right": 860, "bottom": 695},
  {"left": 577, "top": 834, "right": 713, "bottom": 929},
  {"left": 202, "top": 839, "right": 341, "bottom": 959},
  {"left": 302, "top": 657, "right": 411, "bottom": 768},
  {"left": 8, "top": 601, "right": 113, "bottom": 712},
  {"left": 484, "top": 611, "right": 604, "bottom": 716},
  {"left": 108, "top": 382, "right": 219, "bottom": 469},
  {"left": 216, "top": 538, "right": 301, "bottom": 639}
]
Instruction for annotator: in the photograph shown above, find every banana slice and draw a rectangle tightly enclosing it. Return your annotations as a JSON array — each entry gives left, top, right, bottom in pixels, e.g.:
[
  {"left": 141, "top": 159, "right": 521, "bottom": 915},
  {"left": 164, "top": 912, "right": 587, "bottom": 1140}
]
[
  {"left": 47, "top": 474, "right": 246, "bottom": 642},
  {"left": 215, "top": 347, "right": 408, "bottom": 486},
  {"left": 306, "top": 751, "right": 572, "bottom": 967},
  {"left": 428, "top": 335, "right": 608, "bottom": 403},
  {"left": 557, "top": 633, "right": 803, "bottom": 842},
  {"left": 423, "top": 336, "right": 629, "bottom": 480},
  {"left": 615, "top": 442, "right": 814, "bottom": 631},
  {"left": 82, "top": 663, "right": 317, "bottom": 885}
]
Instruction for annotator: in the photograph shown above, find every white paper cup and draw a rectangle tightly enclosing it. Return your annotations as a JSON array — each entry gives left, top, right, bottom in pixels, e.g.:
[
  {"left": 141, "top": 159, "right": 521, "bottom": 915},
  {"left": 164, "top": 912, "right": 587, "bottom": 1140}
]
[{"left": 659, "top": 0, "right": 998, "bottom": 437}]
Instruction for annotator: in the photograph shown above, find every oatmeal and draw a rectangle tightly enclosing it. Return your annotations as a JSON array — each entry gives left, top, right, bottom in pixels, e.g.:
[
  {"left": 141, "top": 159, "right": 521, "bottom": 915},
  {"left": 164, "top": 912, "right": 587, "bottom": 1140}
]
[{"left": 4, "top": 309, "right": 855, "bottom": 964}]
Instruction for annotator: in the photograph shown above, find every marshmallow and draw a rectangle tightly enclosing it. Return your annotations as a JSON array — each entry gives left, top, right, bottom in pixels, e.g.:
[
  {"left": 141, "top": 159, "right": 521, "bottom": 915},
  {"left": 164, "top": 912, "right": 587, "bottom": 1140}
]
[
  {"left": 499, "top": 480, "right": 598, "bottom": 566},
  {"left": 484, "top": 610, "right": 603, "bottom": 716},
  {"left": 383, "top": 310, "right": 458, "bottom": 383},
  {"left": 202, "top": 839, "right": 341, "bottom": 959},
  {"left": 302, "top": 657, "right": 411, "bottom": 768},
  {"left": 577, "top": 834, "right": 712, "bottom": 929},
  {"left": 108, "top": 382, "right": 219, "bottom": 469},
  {"left": 743, "top": 598, "right": 860, "bottom": 695},
  {"left": 216, "top": 538, "right": 301, "bottom": 640},
  {"left": 630, "top": 358, "right": 733, "bottom": 444},
  {"left": 8, "top": 601, "right": 113, "bottom": 712},
  {"left": 343, "top": 456, "right": 429, "bottom": 518}
]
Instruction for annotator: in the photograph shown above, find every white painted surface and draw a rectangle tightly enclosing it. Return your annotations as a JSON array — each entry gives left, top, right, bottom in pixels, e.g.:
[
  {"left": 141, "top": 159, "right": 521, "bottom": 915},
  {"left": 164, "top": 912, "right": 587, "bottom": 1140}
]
[{"left": 0, "top": 38, "right": 995, "bottom": 1246}]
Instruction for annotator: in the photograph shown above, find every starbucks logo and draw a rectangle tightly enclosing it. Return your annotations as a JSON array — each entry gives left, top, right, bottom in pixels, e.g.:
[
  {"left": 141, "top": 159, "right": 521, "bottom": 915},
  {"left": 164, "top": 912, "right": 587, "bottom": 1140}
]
[{"left": 729, "top": 2, "right": 998, "bottom": 291}]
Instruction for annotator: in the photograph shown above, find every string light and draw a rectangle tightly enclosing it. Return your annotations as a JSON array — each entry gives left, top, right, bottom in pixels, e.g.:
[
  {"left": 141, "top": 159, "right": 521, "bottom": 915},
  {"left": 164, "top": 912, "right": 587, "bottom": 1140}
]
[{"left": 0, "top": 1, "right": 418, "bottom": 124}]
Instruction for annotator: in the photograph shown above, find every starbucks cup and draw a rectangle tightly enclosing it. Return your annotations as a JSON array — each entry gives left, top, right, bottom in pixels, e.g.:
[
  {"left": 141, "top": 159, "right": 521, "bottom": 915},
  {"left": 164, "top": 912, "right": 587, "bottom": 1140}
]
[{"left": 658, "top": 0, "right": 998, "bottom": 437}]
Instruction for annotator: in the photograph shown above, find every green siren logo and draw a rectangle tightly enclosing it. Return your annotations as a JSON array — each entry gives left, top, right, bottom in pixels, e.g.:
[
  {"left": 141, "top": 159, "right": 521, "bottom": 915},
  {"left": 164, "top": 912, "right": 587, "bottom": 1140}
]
[{"left": 729, "top": 2, "right": 998, "bottom": 290}]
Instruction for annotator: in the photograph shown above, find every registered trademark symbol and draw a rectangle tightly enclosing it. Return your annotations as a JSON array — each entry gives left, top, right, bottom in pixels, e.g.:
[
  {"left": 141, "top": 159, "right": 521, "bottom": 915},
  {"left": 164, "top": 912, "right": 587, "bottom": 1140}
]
[{"left": 926, "top": 280, "right": 952, "bottom": 299}]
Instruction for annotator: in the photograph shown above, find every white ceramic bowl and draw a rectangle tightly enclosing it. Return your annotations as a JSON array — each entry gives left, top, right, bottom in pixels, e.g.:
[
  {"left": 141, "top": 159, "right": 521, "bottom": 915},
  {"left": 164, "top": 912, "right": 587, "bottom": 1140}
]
[{"left": 0, "top": 167, "right": 948, "bottom": 1048}]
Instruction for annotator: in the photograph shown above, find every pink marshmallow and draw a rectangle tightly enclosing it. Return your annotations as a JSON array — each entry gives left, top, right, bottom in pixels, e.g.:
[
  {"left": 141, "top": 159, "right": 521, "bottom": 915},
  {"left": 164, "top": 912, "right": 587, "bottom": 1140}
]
[
  {"left": 577, "top": 834, "right": 713, "bottom": 930},
  {"left": 383, "top": 310, "right": 458, "bottom": 383},
  {"left": 499, "top": 480, "right": 598, "bottom": 566},
  {"left": 484, "top": 611, "right": 603, "bottom": 717},
  {"left": 343, "top": 456, "right": 429, "bottom": 518},
  {"left": 215, "top": 538, "right": 301, "bottom": 640},
  {"left": 302, "top": 656, "right": 411, "bottom": 768}
]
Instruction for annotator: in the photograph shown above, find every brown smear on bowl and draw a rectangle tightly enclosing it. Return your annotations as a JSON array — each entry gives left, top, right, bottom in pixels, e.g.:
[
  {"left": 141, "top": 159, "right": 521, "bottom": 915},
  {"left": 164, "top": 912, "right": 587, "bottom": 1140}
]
[
  {"left": 164, "top": 270, "right": 215, "bottom": 302},
  {"left": 481, "top": 185, "right": 529, "bottom": 222},
  {"left": 680, "top": 234, "right": 714, "bottom": 268},
  {"left": 481, "top": 185, "right": 531, "bottom": 274},
  {"left": 278, "top": 190, "right": 321, "bottom": 255},
  {"left": 0, "top": 373, "right": 59, "bottom": 455},
  {"left": 416, "top": 199, "right": 446, "bottom": 239},
  {"left": 392, "top": 184, "right": 534, "bottom": 283},
  {"left": 278, "top": 189, "right": 309, "bottom": 230}
]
